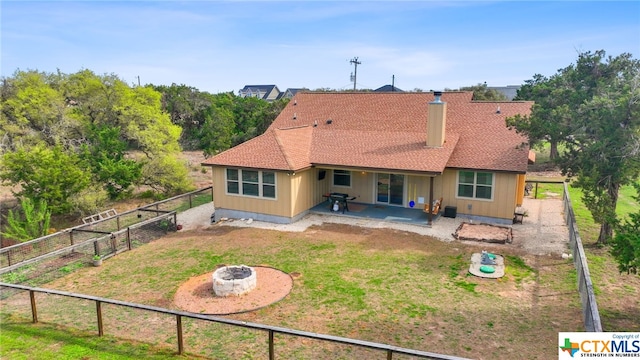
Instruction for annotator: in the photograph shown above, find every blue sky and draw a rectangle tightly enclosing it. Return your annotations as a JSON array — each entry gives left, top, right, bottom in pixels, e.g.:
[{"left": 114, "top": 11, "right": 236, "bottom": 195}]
[{"left": 2, "top": 1, "right": 639, "bottom": 94}]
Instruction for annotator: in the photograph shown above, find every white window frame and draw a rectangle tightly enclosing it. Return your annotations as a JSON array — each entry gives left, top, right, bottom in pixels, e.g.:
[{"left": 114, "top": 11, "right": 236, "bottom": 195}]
[
  {"left": 456, "top": 170, "right": 494, "bottom": 201},
  {"left": 225, "top": 168, "right": 277, "bottom": 199},
  {"left": 332, "top": 169, "right": 352, "bottom": 188}
]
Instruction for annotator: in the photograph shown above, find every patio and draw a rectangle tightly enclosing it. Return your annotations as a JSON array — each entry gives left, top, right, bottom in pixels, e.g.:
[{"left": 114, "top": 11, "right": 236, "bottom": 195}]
[{"left": 310, "top": 201, "right": 436, "bottom": 226}]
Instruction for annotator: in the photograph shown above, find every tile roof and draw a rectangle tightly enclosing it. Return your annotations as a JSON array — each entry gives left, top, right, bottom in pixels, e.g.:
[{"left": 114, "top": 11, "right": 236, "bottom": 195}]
[{"left": 202, "top": 92, "right": 533, "bottom": 174}]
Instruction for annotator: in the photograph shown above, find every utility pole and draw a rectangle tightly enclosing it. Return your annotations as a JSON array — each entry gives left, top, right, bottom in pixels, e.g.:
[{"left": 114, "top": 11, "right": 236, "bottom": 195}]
[{"left": 349, "top": 57, "right": 361, "bottom": 91}]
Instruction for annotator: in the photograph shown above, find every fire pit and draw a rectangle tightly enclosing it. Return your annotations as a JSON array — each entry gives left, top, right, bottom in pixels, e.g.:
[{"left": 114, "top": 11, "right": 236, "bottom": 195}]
[{"left": 212, "top": 265, "right": 257, "bottom": 297}]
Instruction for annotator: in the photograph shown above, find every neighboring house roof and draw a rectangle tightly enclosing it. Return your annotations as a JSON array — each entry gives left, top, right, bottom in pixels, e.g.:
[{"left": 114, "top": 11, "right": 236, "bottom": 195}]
[
  {"left": 203, "top": 92, "right": 533, "bottom": 174},
  {"left": 281, "top": 88, "right": 306, "bottom": 99},
  {"left": 238, "top": 85, "right": 281, "bottom": 101},
  {"left": 374, "top": 84, "right": 404, "bottom": 92}
]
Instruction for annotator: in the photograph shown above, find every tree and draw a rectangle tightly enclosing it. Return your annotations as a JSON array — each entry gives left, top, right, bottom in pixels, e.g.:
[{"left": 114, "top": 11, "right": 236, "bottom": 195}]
[
  {"left": 153, "top": 84, "right": 212, "bottom": 149},
  {"left": 198, "top": 94, "right": 235, "bottom": 157},
  {"left": 458, "top": 83, "right": 509, "bottom": 101},
  {"left": 1, "top": 198, "right": 51, "bottom": 243},
  {"left": 509, "top": 74, "right": 572, "bottom": 160},
  {"left": 0, "top": 144, "right": 91, "bottom": 214},
  {"left": 0, "top": 70, "right": 76, "bottom": 150},
  {"left": 558, "top": 51, "right": 640, "bottom": 244},
  {"left": 509, "top": 50, "right": 640, "bottom": 245},
  {"left": 59, "top": 70, "right": 189, "bottom": 196},
  {"left": 81, "top": 125, "right": 142, "bottom": 199},
  {"left": 610, "top": 184, "right": 640, "bottom": 275}
]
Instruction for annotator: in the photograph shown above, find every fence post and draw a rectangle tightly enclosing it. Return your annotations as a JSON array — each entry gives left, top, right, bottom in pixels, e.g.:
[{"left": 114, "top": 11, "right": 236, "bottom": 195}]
[
  {"left": 176, "top": 315, "right": 184, "bottom": 355},
  {"left": 96, "top": 300, "right": 104, "bottom": 336},
  {"left": 29, "top": 290, "right": 38, "bottom": 323},
  {"left": 127, "top": 228, "right": 132, "bottom": 251},
  {"left": 189, "top": 194, "right": 193, "bottom": 209},
  {"left": 117, "top": 215, "right": 121, "bottom": 231},
  {"left": 110, "top": 233, "right": 117, "bottom": 253},
  {"left": 387, "top": 349, "right": 393, "bottom": 360},
  {"left": 93, "top": 240, "right": 100, "bottom": 258},
  {"left": 269, "top": 329, "right": 275, "bottom": 360}
]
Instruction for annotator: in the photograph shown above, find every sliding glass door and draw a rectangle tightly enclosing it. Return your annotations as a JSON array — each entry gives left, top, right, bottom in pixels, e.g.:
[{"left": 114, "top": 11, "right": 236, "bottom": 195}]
[{"left": 376, "top": 173, "right": 404, "bottom": 206}]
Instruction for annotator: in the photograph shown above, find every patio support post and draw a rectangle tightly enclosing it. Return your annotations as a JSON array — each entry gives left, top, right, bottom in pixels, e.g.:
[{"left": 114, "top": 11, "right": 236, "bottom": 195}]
[{"left": 428, "top": 177, "right": 434, "bottom": 226}]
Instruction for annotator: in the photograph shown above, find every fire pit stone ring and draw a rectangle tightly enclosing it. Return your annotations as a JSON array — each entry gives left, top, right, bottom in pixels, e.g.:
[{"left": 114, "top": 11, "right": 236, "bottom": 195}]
[{"left": 212, "top": 265, "right": 257, "bottom": 297}]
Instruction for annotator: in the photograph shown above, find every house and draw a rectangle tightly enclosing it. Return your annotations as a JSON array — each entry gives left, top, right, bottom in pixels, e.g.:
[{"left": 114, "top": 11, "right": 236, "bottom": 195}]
[
  {"left": 281, "top": 88, "right": 307, "bottom": 99},
  {"left": 202, "top": 91, "right": 534, "bottom": 225},
  {"left": 374, "top": 84, "right": 404, "bottom": 92},
  {"left": 487, "top": 85, "right": 521, "bottom": 100},
  {"left": 238, "top": 85, "right": 282, "bottom": 101}
]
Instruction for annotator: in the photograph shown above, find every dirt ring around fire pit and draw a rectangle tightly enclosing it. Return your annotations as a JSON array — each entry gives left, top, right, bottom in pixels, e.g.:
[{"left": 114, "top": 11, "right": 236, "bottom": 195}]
[{"left": 174, "top": 266, "right": 293, "bottom": 315}]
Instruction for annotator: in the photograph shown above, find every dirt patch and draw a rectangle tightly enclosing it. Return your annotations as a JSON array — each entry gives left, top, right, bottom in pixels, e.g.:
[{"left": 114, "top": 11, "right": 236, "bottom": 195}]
[
  {"left": 453, "top": 222, "right": 513, "bottom": 244},
  {"left": 174, "top": 266, "right": 293, "bottom": 315}
]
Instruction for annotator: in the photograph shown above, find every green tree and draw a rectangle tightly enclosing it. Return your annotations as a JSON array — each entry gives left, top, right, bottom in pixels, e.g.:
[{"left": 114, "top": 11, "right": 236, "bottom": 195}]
[
  {"left": 59, "top": 70, "right": 189, "bottom": 196},
  {"left": 198, "top": 96, "right": 235, "bottom": 156},
  {"left": 457, "top": 83, "right": 509, "bottom": 101},
  {"left": 153, "top": 84, "right": 212, "bottom": 149},
  {"left": 0, "top": 70, "right": 76, "bottom": 150},
  {"left": 610, "top": 184, "right": 640, "bottom": 275},
  {"left": 0, "top": 144, "right": 91, "bottom": 214},
  {"left": 508, "top": 74, "right": 572, "bottom": 160},
  {"left": 1, "top": 198, "right": 51, "bottom": 243},
  {"left": 509, "top": 50, "right": 640, "bottom": 245},
  {"left": 140, "top": 154, "right": 193, "bottom": 195},
  {"left": 559, "top": 51, "right": 640, "bottom": 244},
  {"left": 81, "top": 125, "right": 142, "bottom": 199}
]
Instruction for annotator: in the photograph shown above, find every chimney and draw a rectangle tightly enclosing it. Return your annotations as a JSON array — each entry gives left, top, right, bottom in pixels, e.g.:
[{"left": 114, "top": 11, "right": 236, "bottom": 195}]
[{"left": 427, "top": 91, "right": 447, "bottom": 147}]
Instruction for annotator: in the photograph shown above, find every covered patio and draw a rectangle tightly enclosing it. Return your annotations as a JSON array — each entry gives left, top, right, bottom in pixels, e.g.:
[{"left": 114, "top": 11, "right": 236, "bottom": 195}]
[{"left": 309, "top": 201, "right": 439, "bottom": 226}]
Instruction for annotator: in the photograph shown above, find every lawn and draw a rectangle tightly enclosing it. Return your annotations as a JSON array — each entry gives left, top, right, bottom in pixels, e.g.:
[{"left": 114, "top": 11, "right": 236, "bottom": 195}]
[
  {"left": 1, "top": 224, "right": 584, "bottom": 360},
  {"left": 528, "top": 143, "right": 640, "bottom": 332},
  {"left": 566, "top": 183, "right": 640, "bottom": 331}
]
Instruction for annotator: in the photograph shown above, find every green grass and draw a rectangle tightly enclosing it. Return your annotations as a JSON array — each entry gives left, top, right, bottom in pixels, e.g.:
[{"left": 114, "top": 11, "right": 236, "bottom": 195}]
[
  {"left": 1, "top": 225, "right": 584, "bottom": 359},
  {"left": 0, "top": 313, "right": 199, "bottom": 360}
]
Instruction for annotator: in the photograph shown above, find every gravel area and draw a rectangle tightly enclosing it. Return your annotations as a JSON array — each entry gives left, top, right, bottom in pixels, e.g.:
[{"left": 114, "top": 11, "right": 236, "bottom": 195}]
[{"left": 176, "top": 197, "right": 570, "bottom": 256}]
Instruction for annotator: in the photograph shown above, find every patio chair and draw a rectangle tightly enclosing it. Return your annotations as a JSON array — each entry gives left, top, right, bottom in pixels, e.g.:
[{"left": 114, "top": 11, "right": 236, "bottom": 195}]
[{"left": 424, "top": 197, "right": 443, "bottom": 215}]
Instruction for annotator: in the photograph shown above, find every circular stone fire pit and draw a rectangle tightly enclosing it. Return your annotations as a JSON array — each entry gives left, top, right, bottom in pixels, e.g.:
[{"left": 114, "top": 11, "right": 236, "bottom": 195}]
[{"left": 212, "top": 265, "right": 257, "bottom": 297}]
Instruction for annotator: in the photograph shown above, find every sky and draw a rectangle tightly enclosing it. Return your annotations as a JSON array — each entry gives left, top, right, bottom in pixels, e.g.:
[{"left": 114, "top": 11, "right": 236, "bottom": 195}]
[{"left": 1, "top": 1, "right": 639, "bottom": 94}]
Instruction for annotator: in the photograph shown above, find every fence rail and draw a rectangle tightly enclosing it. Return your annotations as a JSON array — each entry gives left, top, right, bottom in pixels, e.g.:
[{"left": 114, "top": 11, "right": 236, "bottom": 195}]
[
  {"left": 0, "top": 282, "right": 471, "bottom": 360},
  {"left": 561, "top": 182, "right": 603, "bottom": 332},
  {"left": 0, "top": 187, "right": 213, "bottom": 270}
]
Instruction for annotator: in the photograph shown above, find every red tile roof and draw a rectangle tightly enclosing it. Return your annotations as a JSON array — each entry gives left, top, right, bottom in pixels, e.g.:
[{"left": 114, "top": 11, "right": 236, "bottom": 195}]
[{"left": 202, "top": 92, "right": 533, "bottom": 174}]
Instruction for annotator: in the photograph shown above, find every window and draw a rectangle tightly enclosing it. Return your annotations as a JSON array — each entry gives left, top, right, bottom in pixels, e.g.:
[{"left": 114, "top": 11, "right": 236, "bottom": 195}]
[
  {"left": 457, "top": 171, "right": 493, "bottom": 200},
  {"left": 262, "top": 172, "right": 275, "bottom": 198},
  {"left": 226, "top": 169, "right": 276, "bottom": 198},
  {"left": 227, "top": 169, "right": 239, "bottom": 194},
  {"left": 333, "top": 170, "right": 351, "bottom": 187}
]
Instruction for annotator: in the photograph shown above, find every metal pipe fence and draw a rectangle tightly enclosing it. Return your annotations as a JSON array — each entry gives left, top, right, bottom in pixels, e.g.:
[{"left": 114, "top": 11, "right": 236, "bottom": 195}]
[{"left": 0, "top": 282, "right": 472, "bottom": 360}]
